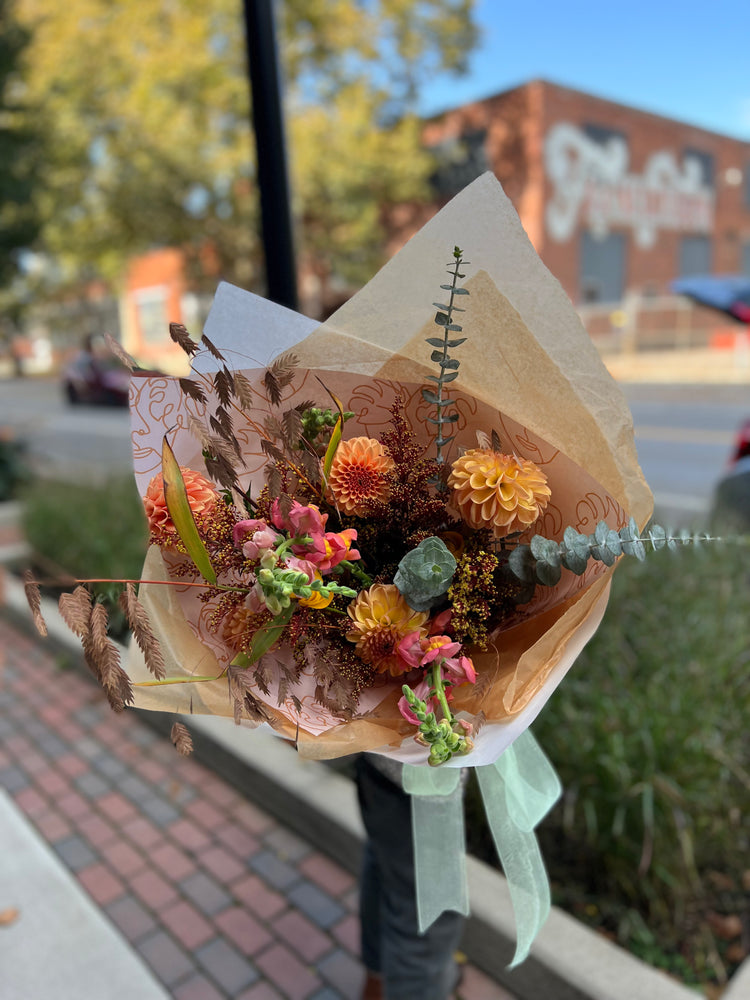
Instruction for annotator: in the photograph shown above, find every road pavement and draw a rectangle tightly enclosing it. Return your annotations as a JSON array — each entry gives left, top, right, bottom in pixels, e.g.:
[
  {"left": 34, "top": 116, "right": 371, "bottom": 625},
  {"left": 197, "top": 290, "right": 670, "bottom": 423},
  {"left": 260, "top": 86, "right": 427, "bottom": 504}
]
[{"left": 1, "top": 352, "right": 748, "bottom": 522}]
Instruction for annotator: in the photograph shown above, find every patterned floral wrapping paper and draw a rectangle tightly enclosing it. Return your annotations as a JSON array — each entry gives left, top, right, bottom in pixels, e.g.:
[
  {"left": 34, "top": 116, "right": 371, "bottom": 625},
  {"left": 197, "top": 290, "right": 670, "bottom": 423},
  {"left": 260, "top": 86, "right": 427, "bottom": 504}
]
[{"left": 126, "top": 172, "right": 653, "bottom": 765}]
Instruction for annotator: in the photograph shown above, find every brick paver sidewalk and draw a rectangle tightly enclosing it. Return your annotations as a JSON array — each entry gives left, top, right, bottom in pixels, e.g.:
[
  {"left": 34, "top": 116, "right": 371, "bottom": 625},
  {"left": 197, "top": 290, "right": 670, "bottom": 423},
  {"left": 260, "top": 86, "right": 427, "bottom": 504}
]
[{"left": 0, "top": 616, "right": 514, "bottom": 1000}]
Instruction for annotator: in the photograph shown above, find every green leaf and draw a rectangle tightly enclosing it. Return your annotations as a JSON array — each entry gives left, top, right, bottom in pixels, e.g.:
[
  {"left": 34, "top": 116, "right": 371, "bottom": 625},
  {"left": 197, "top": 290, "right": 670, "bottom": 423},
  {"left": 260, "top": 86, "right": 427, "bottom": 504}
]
[
  {"left": 620, "top": 518, "right": 646, "bottom": 560},
  {"left": 318, "top": 382, "right": 347, "bottom": 482},
  {"left": 444, "top": 338, "right": 467, "bottom": 348},
  {"left": 426, "top": 337, "right": 448, "bottom": 348},
  {"left": 530, "top": 535, "right": 562, "bottom": 586},
  {"left": 236, "top": 603, "right": 296, "bottom": 666},
  {"left": 161, "top": 436, "right": 217, "bottom": 584},
  {"left": 421, "top": 388, "right": 440, "bottom": 404},
  {"left": 437, "top": 371, "right": 459, "bottom": 383},
  {"left": 432, "top": 302, "right": 450, "bottom": 311},
  {"left": 440, "top": 359, "right": 460, "bottom": 370},
  {"left": 445, "top": 324, "right": 463, "bottom": 332},
  {"left": 431, "top": 350, "right": 446, "bottom": 363},
  {"left": 453, "top": 287, "right": 470, "bottom": 295},
  {"left": 648, "top": 524, "right": 667, "bottom": 550},
  {"left": 508, "top": 545, "right": 536, "bottom": 583},
  {"left": 434, "top": 312, "right": 450, "bottom": 326},
  {"left": 561, "top": 526, "right": 590, "bottom": 574}
]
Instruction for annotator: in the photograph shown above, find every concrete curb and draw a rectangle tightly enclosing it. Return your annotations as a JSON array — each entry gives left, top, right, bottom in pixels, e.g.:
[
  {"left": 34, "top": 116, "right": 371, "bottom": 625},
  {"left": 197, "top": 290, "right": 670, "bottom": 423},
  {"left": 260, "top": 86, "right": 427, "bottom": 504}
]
[{"left": 2, "top": 574, "right": 711, "bottom": 1000}]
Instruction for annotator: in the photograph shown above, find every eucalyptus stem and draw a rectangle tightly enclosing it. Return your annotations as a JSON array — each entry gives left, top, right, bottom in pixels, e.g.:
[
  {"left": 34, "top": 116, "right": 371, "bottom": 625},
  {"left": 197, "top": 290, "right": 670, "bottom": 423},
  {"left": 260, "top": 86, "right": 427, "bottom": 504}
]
[{"left": 434, "top": 250, "right": 464, "bottom": 465}]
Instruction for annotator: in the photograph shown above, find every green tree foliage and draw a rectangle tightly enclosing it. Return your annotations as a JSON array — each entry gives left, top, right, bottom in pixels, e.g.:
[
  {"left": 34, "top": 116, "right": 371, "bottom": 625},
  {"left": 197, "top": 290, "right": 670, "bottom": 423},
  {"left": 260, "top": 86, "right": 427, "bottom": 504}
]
[
  {"left": 16, "top": 0, "right": 478, "bottom": 295},
  {"left": 0, "top": 0, "right": 40, "bottom": 290}
]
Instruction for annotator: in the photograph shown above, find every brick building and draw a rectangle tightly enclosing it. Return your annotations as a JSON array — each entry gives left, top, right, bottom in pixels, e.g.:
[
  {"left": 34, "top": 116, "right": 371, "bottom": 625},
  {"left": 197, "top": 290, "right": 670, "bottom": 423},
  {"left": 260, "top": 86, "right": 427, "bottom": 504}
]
[
  {"left": 120, "top": 79, "right": 750, "bottom": 368},
  {"left": 417, "top": 79, "right": 750, "bottom": 343}
]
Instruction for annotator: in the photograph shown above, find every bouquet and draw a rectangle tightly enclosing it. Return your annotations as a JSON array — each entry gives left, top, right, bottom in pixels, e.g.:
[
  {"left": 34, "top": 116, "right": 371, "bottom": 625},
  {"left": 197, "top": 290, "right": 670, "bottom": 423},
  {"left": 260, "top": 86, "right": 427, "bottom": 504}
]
[{"left": 26, "top": 173, "right": 661, "bottom": 961}]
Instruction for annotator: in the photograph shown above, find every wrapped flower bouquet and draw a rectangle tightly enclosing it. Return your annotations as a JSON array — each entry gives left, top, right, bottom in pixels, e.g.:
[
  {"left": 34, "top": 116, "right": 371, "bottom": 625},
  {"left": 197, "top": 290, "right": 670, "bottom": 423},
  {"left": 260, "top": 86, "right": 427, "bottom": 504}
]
[{"left": 28, "top": 173, "right": 660, "bottom": 962}]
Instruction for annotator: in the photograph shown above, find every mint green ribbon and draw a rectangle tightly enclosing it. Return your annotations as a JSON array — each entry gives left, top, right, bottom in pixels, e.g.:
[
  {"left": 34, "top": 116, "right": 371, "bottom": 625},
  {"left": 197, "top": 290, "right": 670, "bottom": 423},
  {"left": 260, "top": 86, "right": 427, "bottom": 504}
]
[{"left": 403, "top": 730, "right": 561, "bottom": 967}]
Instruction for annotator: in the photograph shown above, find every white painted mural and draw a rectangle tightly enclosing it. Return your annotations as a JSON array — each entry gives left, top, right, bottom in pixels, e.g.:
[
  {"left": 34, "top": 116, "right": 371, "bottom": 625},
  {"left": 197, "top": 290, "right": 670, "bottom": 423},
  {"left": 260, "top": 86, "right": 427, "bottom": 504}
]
[{"left": 544, "top": 122, "right": 715, "bottom": 247}]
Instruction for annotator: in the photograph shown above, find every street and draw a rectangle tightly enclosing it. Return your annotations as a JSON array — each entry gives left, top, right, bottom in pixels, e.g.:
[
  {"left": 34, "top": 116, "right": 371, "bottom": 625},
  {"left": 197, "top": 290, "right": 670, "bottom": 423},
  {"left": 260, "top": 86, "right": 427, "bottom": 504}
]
[{"left": 0, "top": 375, "right": 747, "bottom": 524}]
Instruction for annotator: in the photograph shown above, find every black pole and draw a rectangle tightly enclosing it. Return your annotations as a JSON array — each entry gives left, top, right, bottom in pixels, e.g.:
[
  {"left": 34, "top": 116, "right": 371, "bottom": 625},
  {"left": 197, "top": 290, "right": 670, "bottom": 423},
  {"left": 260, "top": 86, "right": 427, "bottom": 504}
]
[{"left": 243, "top": 0, "right": 298, "bottom": 310}]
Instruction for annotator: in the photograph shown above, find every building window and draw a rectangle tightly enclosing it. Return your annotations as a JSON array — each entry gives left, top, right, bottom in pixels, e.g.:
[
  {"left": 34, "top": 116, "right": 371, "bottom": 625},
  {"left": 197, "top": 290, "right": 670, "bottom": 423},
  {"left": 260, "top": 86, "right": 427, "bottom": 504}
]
[
  {"left": 683, "top": 147, "right": 714, "bottom": 188},
  {"left": 134, "top": 287, "right": 169, "bottom": 346},
  {"left": 429, "top": 129, "right": 490, "bottom": 199},
  {"left": 679, "top": 235, "right": 712, "bottom": 277},
  {"left": 580, "top": 231, "right": 625, "bottom": 304},
  {"left": 582, "top": 122, "right": 627, "bottom": 147},
  {"left": 742, "top": 241, "right": 750, "bottom": 277}
]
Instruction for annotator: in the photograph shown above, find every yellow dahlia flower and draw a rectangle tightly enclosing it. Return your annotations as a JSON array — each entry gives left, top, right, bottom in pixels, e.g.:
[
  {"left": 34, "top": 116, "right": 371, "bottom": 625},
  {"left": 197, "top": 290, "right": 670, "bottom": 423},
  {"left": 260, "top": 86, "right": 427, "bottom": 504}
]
[
  {"left": 448, "top": 448, "right": 551, "bottom": 537},
  {"left": 346, "top": 584, "right": 428, "bottom": 676},
  {"left": 328, "top": 437, "right": 394, "bottom": 516}
]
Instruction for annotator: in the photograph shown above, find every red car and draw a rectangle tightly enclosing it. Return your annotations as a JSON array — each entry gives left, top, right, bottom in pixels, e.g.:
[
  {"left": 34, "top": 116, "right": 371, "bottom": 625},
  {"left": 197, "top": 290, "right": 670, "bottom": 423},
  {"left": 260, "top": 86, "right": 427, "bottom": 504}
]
[
  {"left": 62, "top": 350, "right": 132, "bottom": 406},
  {"left": 712, "top": 419, "right": 750, "bottom": 532}
]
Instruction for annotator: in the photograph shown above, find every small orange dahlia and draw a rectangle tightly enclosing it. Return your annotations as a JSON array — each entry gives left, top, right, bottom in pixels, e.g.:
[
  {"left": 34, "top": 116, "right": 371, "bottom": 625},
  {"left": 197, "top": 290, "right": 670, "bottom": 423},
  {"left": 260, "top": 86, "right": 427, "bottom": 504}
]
[
  {"left": 346, "top": 584, "right": 428, "bottom": 676},
  {"left": 143, "top": 467, "right": 218, "bottom": 540},
  {"left": 328, "top": 436, "right": 394, "bottom": 516},
  {"left": 448, "top": 448, "right": 551, "bottom": 537}
]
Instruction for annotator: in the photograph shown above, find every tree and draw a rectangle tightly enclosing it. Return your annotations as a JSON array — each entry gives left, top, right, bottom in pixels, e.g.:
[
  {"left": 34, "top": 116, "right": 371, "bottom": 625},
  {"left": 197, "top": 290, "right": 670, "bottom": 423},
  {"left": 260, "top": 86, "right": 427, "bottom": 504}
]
[
  {"left": 0, "top": 0, "right": 41, "bottom": 291},
  {"left": 16, "top": 0, "right": 478, "bottom": 299}
]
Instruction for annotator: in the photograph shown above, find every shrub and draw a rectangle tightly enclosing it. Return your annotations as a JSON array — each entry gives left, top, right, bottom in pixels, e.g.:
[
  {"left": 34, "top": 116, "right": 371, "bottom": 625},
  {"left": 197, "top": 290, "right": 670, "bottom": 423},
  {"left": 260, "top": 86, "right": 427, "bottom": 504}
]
[
  {"left": 21, "top": 476, "right": 149, "bottom": 636},
  {"left": 533, "top": 543, "right": 750, "bottom": 983},
  {"left": 467, "top": 541, "right": 750, "bottom": 985},
  {"left": 0, "top": 430, "right": 30, "bottom": 502}
]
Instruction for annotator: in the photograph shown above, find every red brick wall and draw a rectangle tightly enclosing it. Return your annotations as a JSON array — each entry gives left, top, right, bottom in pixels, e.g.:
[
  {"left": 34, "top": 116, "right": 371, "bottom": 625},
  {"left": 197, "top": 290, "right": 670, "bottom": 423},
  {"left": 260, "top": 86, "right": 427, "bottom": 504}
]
[{"left": 410, "top": 79, "right": 750, "bottom": 340}]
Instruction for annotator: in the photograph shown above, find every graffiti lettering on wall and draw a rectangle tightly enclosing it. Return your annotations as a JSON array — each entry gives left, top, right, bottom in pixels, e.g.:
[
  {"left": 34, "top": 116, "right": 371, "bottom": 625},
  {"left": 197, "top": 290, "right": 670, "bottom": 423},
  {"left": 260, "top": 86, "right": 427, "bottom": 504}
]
[{"left": 544, "top": 123, "right": 715, "bottom": 247}]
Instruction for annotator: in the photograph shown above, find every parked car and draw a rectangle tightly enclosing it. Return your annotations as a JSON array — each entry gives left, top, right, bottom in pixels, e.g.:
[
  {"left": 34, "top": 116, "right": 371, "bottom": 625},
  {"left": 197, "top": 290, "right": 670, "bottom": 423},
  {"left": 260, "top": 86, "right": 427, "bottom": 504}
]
[
  {"left": 62, "top": 342, "right": 131, "bottom": 406},
  {"left": 711, "top": 419, "right": 750, "bottom": 532}
]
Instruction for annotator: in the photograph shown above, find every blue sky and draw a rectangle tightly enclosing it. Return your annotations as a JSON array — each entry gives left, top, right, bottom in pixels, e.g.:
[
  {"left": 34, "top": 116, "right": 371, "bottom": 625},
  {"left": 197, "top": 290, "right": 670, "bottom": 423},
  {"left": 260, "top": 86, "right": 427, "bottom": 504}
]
[{"left": 419, "top": 1, "right": 750, "bottom": 140}]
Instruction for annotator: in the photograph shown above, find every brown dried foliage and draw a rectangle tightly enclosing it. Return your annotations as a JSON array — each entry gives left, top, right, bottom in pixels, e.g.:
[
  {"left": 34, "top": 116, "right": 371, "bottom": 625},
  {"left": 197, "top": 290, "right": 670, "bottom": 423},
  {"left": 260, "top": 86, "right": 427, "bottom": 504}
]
[
  {"left": 88, "top": 602, "right": 133, "bottom": 712},
  {"left": 263, "top": 352, "right": 298, "bottom": 406},
  {"left": 231, "top": 370, "right": 255, "bottom": 410},
  {"left": 170, "top": 721, "right": 194, "bottom": 756},
  {"left": 214, "top": 368, "right": 234, "bottom": 408},
  {"left": 58, "top": 586, "right": 93, "bottom": 638},
  {"left": 23, "top": 571, "right": 47, "bottom": 637},
  {"left": 104, "top": 333, "right": 138, "bottom": 372},
  {"left": 227, "top": 665, "right": 276, "bottom": 726},
  {"left": 199, "top": 335, "right": 225, "bottom": 361},
  {"left": 169, "top": 322, "right": 198, "bottom": 356},
  {"left": 179, "top": 378, "right": 208, "bottom": 405},
  {"left": 119, "top": 583, "right": 166, "bottom": 680}
]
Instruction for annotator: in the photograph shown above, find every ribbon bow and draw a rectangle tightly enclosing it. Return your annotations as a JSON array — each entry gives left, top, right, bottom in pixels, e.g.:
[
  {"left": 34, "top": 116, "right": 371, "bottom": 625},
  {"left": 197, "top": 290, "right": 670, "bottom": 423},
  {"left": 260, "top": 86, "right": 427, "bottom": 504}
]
[{"left": 402, "top": 729, "right": 561, "bottom": 967}]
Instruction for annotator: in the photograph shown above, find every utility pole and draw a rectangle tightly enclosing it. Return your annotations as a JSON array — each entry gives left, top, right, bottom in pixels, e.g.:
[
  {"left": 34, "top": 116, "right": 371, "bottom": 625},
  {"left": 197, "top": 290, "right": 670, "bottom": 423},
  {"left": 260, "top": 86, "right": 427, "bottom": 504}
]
[{"left": 242, "top": 0, "right": 298, "bottom": 310}]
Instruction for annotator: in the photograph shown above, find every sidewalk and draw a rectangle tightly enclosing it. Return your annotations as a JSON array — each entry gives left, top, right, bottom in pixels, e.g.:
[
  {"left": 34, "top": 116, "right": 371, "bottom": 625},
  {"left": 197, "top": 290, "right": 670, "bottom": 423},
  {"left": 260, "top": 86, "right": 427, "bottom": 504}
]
[{"left": 0, "top": 611, "right": 514, "bottom": 1000}]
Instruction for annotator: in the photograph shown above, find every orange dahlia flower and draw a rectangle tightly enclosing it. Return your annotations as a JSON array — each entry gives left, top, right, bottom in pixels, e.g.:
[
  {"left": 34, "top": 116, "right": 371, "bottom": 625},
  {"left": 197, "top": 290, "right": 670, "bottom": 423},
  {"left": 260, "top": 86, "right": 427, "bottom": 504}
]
[
  {"left": 346, "top": 584, "right": 428, "bottom": 676},
  {"left": 328, "top": 436, "right": 394, "bottom": 516},
  {"left": 448, "top": 448, "right": 551, "bottom": 537},
  {"left": 144, "top": 467, "right": 218, "bottom": 540}
]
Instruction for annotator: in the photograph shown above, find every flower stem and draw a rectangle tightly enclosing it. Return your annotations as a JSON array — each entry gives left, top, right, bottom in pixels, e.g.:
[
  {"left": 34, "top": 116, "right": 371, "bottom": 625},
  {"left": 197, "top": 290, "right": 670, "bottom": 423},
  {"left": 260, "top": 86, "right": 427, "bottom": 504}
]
[
  {"left": 134, "top": 674, "right": 223, "bottom": 687},
  {"left": 430, "top": 658, "right": 454, "bottom": 726}
]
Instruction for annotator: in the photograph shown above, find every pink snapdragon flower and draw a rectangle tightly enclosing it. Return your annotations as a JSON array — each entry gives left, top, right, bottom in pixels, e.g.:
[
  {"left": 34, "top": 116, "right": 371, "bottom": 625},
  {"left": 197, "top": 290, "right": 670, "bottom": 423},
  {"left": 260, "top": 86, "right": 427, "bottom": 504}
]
[
  {"left": 271, "top": 499, "right": 327, "bottom": 537},
  {"left": 270, "top": 499, "right": 360, "bottom": 571},
  {"left": 233, "top": 519, "right": 282, "bottom": 560},
  {"left": 398, "top": 631, "right": 476, "bottom": 686}
]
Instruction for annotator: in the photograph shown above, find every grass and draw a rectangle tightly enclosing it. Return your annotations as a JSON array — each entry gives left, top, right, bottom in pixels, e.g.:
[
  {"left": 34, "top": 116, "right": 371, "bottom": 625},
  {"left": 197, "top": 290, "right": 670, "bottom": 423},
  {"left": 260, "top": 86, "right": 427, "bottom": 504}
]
[
  {"left": 467, "top": 540, "right": 750, "bottom": 988},
  {"left": 20, "top": 475, "right": 149, "bottom": 636}
]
